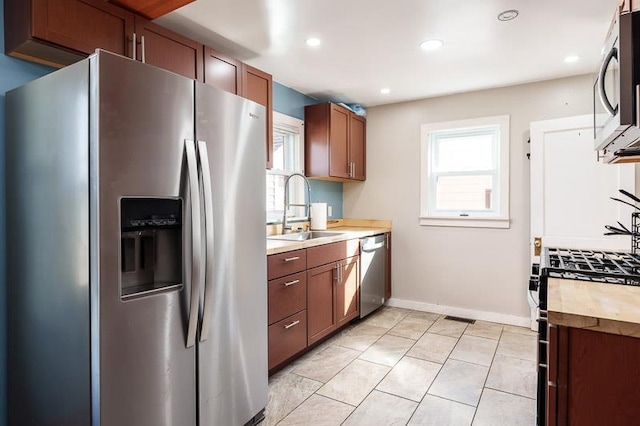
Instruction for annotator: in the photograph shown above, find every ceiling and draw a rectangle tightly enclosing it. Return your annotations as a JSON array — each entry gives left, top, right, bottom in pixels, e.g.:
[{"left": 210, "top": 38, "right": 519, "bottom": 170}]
[{"left": 157, "top": 0, "right": 620, "bottom": 107}]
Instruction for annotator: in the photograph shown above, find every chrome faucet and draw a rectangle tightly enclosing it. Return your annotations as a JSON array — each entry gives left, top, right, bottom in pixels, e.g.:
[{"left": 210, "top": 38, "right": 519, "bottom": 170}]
[{"left": 282, "top": 173, "right": 311, "bottom": 234}]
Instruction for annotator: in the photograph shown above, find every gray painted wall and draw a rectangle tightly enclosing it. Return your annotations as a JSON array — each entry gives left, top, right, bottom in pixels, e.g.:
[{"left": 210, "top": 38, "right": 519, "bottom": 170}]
[{"left": 344, "top": 74, "right": 594, "bottom": 322}]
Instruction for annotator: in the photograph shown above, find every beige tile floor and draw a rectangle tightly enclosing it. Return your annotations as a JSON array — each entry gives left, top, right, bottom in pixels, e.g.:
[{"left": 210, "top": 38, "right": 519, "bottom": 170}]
[{"left": 266, "top": 306, "right": 537, "bottom": 426}]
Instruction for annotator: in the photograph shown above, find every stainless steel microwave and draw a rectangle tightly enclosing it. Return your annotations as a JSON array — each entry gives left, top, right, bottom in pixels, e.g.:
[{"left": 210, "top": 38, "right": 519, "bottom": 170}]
[{"left": 594, "top": 2, "right": 640, "bottom": 157}]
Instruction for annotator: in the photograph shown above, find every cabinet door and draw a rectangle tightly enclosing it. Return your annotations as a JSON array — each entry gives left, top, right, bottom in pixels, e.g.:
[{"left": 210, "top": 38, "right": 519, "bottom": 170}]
[
  {"left": 203, "top": 46, "right": 242, "bottom": 94},
  {"left": 336, "top": 255, "right": 359, "bottom": 328},
  {"left": 349, "top": 114, "right": 366, "bottom": 180},
  {"left": 134, "top": 16, "right": 202, "bottom": 80},
  {"left": 268, "top": 310, "right": 307, "bottom": 370},
  {"left": 307, "top": 262, "right": 337, "bottom": 345},
  {"left": 329, "top": 104, "right": 350, "bottom": 179},
  {"left": 384, "top": 233, "right": 391, "bottom": 300},
  {"left": 11, "top": 0, "right": 134, "bottom": 64},
  {"left": 242, "top": 63, "right": 274, "bottom": 169}
]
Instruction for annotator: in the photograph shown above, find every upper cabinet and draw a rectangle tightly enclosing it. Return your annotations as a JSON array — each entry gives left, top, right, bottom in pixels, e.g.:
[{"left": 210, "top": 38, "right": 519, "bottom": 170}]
[
  {"left": 108, "top": 0, "right": 194, "bottom": 19},
  {"left": 133, "top": 16, "right": 202, "bottom": 80},
  {"left": 5, "top": 0, "right": 134, "bottom": 67},
  {"left": 242, "top": 63, "right": 274, "bottom": 169},
  {"left": 305, "top": 102, "right": 366, "bottom": 181},
  {"left": 5, "top": 0, "right": 273, "bottom": 168},
  {"left": 5, "top": 0, "right": 201, "bottom": 80},
  {"left": 203, "top": 46, "right": 242, "bottom": 95}
]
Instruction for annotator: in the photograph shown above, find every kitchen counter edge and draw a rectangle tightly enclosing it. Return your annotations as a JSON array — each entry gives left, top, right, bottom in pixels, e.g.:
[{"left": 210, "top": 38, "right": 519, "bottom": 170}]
[
  {"left": 548, "top": 277, "right": 640, "bottom": 338},
  {"left": 266, "top": 226, "right": 391, "bottom": 256}
]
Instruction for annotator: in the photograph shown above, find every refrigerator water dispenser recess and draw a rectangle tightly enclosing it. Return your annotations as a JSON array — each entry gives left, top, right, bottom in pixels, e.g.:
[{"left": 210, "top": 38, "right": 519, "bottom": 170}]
[{"left": 120, "top": 198, "right": 183, "bottom": 300}]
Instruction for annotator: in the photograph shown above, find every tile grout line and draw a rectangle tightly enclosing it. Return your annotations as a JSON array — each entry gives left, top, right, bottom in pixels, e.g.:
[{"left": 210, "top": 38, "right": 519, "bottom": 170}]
[{"left": 470, "top": 327, "right": 504, "bottom": 425}]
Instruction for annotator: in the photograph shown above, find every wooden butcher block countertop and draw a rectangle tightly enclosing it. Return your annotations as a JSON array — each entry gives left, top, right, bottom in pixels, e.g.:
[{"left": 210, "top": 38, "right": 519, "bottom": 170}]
[{"left": 548, "top": 277, "right": 640, "bottom": 338}]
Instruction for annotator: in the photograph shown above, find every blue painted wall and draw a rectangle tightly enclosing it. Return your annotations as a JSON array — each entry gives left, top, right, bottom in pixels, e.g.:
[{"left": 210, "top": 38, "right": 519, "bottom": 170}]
[
  {"left": 273, "top": 82, "right": 343, "bottom": 218},
  {"left": 0, "top": 1, "right": 53, "bottom": 424}
]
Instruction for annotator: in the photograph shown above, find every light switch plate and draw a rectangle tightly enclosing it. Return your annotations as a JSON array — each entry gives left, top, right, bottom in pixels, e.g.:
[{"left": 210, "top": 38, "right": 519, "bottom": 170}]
[{"left": 328, "top": 205, "right": 332, "bottom": 217}]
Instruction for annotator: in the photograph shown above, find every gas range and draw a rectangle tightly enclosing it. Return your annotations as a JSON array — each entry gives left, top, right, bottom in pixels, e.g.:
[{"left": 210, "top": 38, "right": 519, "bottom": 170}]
[
  {"left": 532, "top": 247, "right": 640, "bottom": 426},
  {"left": 542, "top": 248, "right": 640, "bottom": 286}
]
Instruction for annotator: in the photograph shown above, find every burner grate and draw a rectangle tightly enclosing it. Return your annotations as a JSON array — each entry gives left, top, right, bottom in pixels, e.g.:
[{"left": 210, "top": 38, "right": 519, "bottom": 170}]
[{"left": 544, "top": 248, "right": 640, "bottom": 286}]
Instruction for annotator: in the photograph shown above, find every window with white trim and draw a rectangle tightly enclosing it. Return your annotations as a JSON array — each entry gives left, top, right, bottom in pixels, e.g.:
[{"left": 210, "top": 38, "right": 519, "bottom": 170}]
[
  {"left": 420, "top": 115, "right": 510, "bottom": 228},
  {"left": 266, "top": 112, "right": 306, "bottom": 224}
]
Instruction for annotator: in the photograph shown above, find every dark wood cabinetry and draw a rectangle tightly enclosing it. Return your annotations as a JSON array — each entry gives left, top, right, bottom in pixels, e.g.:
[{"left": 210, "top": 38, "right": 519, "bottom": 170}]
[
  {"left": 547, "top": 325, "right": 640, "bottom": 425},
  {"left": 5, "top": 0, "right": 134, "bottom": 67},
  {"left": 305, "top": 102, "right": 366, "bottom": 181},
  {"left": 108, "top": 0, "right": 193, "bottom": 19},
  {"left": 203, "top": 46, "right": 242, "bottom": 94},
  {"left": 6, "top": 0, "right": 274, "bottom": 167},
  {"left": 241, "top": 63, "right": 274, "bottom": 169},
  {"left": 132, "top": 16, "right": 202, "bottom": 80},
  {"left": 267, "top": 249, "right": 308, "bottom": 370},
  {"left": 335, "top": 255, "right": 360, "bottom": 329},
  {"left": 307, "top": 262, "right": 337, "bottom": 344},
  {"left": 267, "top": 238, "right": 363, "bottom": 371},
  {"left": 349, "top": 114, "right": 366, "bottom": 180},
  {"left": 307, "top": 240, "right": 360, "bottom": 345}
]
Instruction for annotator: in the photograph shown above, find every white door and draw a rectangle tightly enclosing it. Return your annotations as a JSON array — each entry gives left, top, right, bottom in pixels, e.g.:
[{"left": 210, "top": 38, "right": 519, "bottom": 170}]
[
  {"left": 530, "top": 114, "right": 636, "bottom": 255},
  {"left": 529, "top": 114, "right": 635, "bottom": 325}
]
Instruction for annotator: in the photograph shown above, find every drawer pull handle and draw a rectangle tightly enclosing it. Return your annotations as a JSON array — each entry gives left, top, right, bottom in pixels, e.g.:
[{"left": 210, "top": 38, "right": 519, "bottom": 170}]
[
  {"left": 548, "top": 381, "right": 557, "bottom": 388},
  {"left": 283, "top": 256, "right": 300, "bottom": 262},
  {"left": 284, "top": 279, "right": 300, "bottom": 287},
  {"left": 284, "top": 320, "right": 300, "bottom": 329}
]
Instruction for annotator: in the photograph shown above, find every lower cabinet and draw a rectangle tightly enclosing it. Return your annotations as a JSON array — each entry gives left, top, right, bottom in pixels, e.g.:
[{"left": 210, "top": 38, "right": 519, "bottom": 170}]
[
  {"left": 267, "top": 239, "right": 361, "bottom": 371},
  {"left": 336, "top": 256, "right": 360, "bottom": 329},
  {"left": 547, "top": 325, "right": 640, "bottom": 425},
  {"left": 268, "top": 311, "right": 307, "bottom": 370},
  {"left": 306, "top": 255, "right": 360, "bottom": 345}
]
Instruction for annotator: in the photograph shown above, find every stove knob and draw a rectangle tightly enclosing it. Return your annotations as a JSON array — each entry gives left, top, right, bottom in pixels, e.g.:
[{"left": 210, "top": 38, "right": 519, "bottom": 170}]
[{"left": 529, "top": 276, "right": 540, "bottom": 291}]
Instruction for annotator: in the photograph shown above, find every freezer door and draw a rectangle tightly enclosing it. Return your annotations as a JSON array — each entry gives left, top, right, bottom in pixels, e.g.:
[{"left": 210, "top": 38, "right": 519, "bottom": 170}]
[
  {"left": 95, "top": 51, "right": 197, "bottom": 426},
  {"left": 195, "top": 82, "right": 268, "bottom": 426}
]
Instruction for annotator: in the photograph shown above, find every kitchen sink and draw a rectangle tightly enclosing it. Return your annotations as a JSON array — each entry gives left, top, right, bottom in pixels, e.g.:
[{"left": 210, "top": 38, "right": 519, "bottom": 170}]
[{"left": 267, "top": 231, "right": 344, "bottom": 241}]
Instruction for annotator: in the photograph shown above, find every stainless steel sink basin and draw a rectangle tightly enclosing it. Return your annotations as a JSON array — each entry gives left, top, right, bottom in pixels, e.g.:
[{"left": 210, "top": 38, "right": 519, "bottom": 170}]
[{"left": 267, "top": 231, "right": 344, "bottom": 241}]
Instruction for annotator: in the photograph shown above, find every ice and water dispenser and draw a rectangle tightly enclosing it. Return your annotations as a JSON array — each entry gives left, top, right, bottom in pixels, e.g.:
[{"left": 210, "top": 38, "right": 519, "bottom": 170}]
[{"left": 120, "top": 198, "right": 182, "bottom": 300}]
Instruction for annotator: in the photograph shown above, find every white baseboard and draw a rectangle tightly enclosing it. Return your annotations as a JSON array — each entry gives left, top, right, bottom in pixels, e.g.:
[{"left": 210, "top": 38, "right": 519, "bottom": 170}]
[{"left": 387, "top": 297, "right": 531, "bottom": 328}]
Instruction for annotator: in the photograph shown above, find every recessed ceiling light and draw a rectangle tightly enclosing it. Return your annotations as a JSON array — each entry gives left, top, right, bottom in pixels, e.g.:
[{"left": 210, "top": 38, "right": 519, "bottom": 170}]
[
  {"left": 498, "top": 9, "right": 519, "bottom": 21},
  {"left": 564, "top": 55, "right": 580, "bottom": 63},
  {"left": 380, "top": 88, "right": 390, "bottom": 94},
  {"left": 420, "top": 39, "right": 444, "bottom": 51},
  {"left": 306, "top": 38, "right": 321, "bottom": 47}
]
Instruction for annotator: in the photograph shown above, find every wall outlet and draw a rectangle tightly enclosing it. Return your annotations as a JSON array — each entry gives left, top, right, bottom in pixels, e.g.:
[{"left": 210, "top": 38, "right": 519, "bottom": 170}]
[{"left": 328, "top": 205, "right": 333, "bottom": 217}]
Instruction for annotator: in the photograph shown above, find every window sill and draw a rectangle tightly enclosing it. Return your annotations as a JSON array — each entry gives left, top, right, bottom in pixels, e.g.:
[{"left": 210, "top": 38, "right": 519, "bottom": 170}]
[{"left": 419, "top": 216, "right": 510, "bottom": 229}]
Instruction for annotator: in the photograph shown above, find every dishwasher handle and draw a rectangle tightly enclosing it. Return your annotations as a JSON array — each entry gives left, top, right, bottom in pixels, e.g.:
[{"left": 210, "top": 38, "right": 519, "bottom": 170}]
[{"left": 361, "top": 234, "right": 387, "bottom": 252}]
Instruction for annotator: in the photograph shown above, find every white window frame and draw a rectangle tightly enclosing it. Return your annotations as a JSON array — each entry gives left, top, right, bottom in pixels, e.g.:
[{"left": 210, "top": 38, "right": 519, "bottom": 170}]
[
  {"left": 266, "top": 111, "right": 305, "bottom": 224},
  {"left": 420, "top": 115, "right": 510, "bottom": 229}
]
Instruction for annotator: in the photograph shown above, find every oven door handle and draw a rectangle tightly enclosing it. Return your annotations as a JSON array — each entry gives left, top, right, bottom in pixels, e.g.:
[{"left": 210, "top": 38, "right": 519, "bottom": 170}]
[{"left": 598, "top": 46, "right": 619, "bottom": 116}]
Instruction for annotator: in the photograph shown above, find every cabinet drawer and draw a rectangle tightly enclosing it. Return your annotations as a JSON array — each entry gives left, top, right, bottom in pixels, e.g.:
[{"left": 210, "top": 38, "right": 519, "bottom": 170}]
[
  {"left": 268, "top": 310, "right": 307, "bottom": 369},
  {"left": 307, "top": 239, "right": 359, "bottom": 269},
  {"left": 268, "top": 272, "right": 306, "bottom": 325},
  {"left": 268, "top": 249, "right": 307, "bottom": 280}
]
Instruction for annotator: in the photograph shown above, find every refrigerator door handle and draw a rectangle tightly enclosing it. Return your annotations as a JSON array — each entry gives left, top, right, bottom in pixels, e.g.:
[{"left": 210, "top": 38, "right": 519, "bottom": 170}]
[
  {"left": 185, "top": 139, "right": 203, "bottom": 348},
  {"left": 197, "top": 140, "right": 215, "bottom": 342}
]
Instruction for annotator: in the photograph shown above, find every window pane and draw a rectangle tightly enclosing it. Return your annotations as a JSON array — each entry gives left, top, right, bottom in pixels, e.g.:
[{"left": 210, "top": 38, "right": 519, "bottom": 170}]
[
  {"left": 272, "top": 129, "right": 299, "bottom": 172},
  {"left": 435, "top": 175, "right": 493, "bottom": 211},
  {"left": 435, "top": 133, "right": 494, "bottom": 172}
]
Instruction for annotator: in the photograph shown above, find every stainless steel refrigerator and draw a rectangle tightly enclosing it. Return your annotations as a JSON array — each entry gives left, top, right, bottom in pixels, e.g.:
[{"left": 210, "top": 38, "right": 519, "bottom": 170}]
[{"left": 6, "top": 50, "right": 267, "bottom": 426}]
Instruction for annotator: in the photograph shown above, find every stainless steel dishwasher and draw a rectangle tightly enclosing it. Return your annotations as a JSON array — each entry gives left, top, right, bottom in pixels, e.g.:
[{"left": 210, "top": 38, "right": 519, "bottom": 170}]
[{"left": 360, "top": 234, "right": 386, "bottom": 318}]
